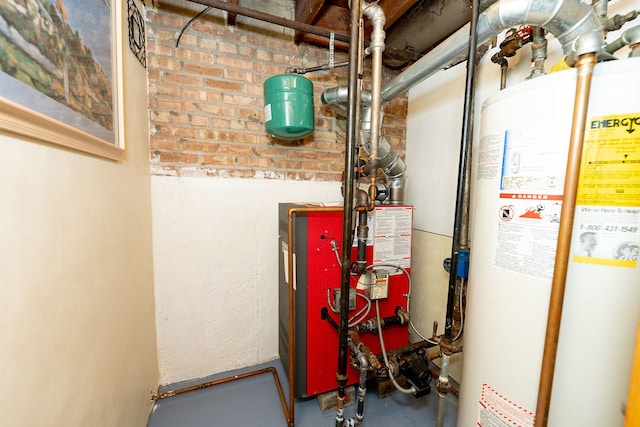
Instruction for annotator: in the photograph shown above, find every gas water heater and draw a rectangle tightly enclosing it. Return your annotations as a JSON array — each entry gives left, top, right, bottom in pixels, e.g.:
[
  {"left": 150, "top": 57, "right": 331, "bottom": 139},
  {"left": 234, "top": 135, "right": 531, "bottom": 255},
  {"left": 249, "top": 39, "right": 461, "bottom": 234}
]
[
  {"left": 278, "top": 203, "right": 413, "bottom": 398},
  {"left": 458, "top": 58, "right": 640, "bottom": 426}
]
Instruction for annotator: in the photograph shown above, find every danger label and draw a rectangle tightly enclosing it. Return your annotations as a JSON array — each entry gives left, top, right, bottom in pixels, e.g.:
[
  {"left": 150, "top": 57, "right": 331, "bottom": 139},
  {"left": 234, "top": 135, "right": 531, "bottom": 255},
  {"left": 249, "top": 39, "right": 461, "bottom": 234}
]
[{"left": 477, "top": 383, "right": 534, "bottom": 427}]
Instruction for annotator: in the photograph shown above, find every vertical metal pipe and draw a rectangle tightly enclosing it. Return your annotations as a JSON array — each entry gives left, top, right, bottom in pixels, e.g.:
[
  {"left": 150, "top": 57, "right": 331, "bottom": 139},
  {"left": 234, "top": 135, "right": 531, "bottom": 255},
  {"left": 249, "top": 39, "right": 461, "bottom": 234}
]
[
  {"left": 336, "top": 0, "right": 363, "bottom": 425},
  {"left": 436, "top": 2, "right": 480, "bottom": 426},
  {"left": 499, "top": 61, "right": 508, "bottom": 90},
  {"left": 534, "top": 52, "right": 597, "bottom": 427},
  {"left": 435, "top": 354, "right": 450, "bottom": 427},
  {"left": 445, "top": 0, "right": 480, "bottom": 341},
  {"left": 362, "top": 3, "right": 386, "bottom": 203}
]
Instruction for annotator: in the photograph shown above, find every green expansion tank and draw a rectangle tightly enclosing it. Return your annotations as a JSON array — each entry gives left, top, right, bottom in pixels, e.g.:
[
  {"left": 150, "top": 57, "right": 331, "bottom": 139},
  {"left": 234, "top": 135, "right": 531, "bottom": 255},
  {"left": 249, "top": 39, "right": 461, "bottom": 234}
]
[{"left": 263, "top": 74, "right": 314, "bottom": 140}]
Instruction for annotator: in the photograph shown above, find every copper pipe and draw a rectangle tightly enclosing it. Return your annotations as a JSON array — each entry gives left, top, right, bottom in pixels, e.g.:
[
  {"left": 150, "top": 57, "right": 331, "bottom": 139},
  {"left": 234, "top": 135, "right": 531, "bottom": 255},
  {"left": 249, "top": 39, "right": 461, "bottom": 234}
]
[
  {"left": 151, "top": 366, "right": 288, "bottom": 421},
  {"left": 534, "top": 52, "right": 597, "bottom": 427}
]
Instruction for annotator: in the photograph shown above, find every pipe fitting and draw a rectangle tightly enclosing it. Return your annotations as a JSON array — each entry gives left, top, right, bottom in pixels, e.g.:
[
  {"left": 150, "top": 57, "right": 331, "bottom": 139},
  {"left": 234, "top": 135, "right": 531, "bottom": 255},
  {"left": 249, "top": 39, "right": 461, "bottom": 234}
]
[
  {"left": 395, "top": 307, "right": 411, "bottom": 324},
  {"left": 363, "top": 2, "right": 386, "bottom": 52},
  {"left": 321, "top": 86, "right": 349, "bottom": 117},
  {"left": 623, "top": 25, "right": 640, "bottom": 57},
  {"left": 381, "top": 0, "right": 604, "bottom": 102},
  {"left": 571, "top": 28, "right": 606, "bottom": 58}
]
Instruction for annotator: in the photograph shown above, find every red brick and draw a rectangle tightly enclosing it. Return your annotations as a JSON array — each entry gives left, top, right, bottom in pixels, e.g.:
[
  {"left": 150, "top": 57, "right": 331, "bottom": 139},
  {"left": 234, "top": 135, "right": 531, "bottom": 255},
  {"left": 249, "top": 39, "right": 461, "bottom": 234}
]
[
  {"left": 198, "top": 104, "right": 235, "bottom": 116},
  {"left": 146, "top": 4, "right": 407, "bottom": 181},
  {"left": 201, "top": 155, "right": 237, "bottom": 166},
  {"left": 185, "top": 64, "right": 224, "bottom": 77},
  {"left": 159, "top": 152, "right": 199, "bottom": 163},
  {"left": 216, "top": 56, "right": 253, "bottom": 70},
  {"left": 237, "top": 157, "right": 270, "bottom": 168},
  {"left": 163, "top": 72, "right": 202, "bottom": 87},
  {"left": 219, "top": 144, "right": 253, "bottom": 155},
  {"left": 205, "top": 80, "right": 242, "bottom": 92}
]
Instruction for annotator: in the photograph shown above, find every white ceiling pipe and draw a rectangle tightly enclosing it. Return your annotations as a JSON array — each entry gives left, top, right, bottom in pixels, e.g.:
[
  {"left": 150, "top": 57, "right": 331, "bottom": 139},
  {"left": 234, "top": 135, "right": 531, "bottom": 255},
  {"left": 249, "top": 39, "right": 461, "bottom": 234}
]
[{"left": 381, "top": 0, "right": 604, "bottom": 102}]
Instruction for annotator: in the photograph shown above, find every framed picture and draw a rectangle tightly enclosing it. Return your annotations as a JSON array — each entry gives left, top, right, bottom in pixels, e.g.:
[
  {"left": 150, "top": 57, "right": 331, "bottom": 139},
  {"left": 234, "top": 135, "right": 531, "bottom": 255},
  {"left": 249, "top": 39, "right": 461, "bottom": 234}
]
[{"left": 0, "top": 0, "right": 124, "bottom": 161}]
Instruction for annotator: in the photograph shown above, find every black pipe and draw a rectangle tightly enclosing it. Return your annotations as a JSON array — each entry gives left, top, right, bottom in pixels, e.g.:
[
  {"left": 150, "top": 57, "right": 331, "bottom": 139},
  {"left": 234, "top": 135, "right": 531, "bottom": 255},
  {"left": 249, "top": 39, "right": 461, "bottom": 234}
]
[
  {"left": 321, "top": 307, "right": 340, "bottom": 332},
  {"left": 352, "top": 190, "right": 369, "bottom": 275},
  {"left": 336, "top": 2, "right": 363, "bottom": 426},
  {"left": 444, "top": 0, "right": 480, "bottom": 341},
  {"left": 380, "top": 313, "right": 405, "bottom": 328},
  {"left": 287, "top": 61, "right": 350, "bottom": 75}
]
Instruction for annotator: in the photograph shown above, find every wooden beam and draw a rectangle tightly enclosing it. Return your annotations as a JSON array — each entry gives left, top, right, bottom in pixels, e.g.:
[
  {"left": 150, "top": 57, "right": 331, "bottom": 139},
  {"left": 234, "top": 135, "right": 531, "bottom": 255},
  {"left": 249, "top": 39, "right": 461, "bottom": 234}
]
[
  {"left": 298, "top": 33, "right": 350, "bottom": 52},
  {"left": 295, "top": 0, "right": 327, "bottom": 24},
  {"left": 295, "top": 0, "right": 329, "bottom": 44},
  {"left": 226, "top": 0, "right": 239, "bottom": 26},
  {"left": 379, "top": 0, "right": 418, "bottom": 29}
]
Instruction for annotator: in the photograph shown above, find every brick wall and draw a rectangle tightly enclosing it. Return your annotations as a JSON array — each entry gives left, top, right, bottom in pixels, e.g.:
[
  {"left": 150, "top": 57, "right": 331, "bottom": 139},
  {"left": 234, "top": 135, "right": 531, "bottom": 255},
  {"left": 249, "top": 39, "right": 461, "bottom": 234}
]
[{"left": 145, "top": 1, "right": 407, "bottom": 181}]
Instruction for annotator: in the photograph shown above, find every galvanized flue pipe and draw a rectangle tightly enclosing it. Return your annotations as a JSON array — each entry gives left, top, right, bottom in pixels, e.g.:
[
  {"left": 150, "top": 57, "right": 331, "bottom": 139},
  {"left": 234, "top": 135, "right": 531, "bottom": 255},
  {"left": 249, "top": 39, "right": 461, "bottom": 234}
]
[{"left": 380, "top": 0, "right": 603, "bottom": 103}]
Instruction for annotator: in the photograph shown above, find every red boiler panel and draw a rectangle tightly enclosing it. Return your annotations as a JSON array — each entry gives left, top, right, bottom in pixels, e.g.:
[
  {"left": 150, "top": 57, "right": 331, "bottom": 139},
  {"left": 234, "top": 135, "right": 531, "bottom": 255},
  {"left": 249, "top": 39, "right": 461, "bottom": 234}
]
[{"left": 278, "top": 204, "right": 413, "bottom": 398}]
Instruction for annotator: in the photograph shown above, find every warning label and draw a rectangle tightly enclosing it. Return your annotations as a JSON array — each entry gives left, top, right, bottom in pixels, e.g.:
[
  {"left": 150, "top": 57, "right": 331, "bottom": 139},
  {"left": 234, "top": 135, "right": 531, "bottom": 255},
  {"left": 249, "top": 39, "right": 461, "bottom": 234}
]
[
  {"left": 490, "top": 126, "right": 568, "bottom": 279},
  {"left": 477, "top": 383, "right": 535, "bottom": 427},
  {"left": 578, "top": 113, "right": 640, "bottom": 207},
  {"left": 494, "top": 195, "right": 562, "bottom": 279},
  {"left": 572, "top": 113, "right": 640, "bottom": 267}
]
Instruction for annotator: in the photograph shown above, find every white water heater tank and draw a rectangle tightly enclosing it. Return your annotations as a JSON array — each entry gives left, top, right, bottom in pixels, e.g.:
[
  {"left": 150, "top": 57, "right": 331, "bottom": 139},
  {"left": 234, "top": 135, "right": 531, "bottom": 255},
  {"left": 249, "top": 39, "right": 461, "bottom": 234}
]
[{"left": 458, "top": 58, "right": 640, "bottom": 427}]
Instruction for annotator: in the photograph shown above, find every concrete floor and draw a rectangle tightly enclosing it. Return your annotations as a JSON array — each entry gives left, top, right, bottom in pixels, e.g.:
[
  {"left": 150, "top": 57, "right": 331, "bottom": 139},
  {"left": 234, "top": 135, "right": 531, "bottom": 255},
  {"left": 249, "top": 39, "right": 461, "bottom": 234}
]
[{"left": 147, "top": 359, "right": 458, "bottom": 427}]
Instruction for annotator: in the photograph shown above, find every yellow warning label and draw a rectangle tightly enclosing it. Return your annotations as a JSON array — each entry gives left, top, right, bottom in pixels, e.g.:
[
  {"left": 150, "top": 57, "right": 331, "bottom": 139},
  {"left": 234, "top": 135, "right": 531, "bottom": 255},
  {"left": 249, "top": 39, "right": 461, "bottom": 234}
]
[
  {"left": 577, "top": 113, "right": 640, "bottom": 207},
  {"left": 573, "top": 255, "right": 636, "bottom": 268}
]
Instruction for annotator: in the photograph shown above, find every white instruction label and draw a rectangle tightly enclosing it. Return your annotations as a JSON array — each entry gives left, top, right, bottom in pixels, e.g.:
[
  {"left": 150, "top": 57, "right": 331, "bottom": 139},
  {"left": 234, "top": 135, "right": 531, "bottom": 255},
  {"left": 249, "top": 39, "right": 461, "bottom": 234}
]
[
  {"left": 264, "top": 104, "right": 272, "bottom": 122},
  {"left": 373, "top": 206, "right": 413, "bottom": 272},
  {"left": 477, "top": 383, "right": 534, "bottom": 427}
]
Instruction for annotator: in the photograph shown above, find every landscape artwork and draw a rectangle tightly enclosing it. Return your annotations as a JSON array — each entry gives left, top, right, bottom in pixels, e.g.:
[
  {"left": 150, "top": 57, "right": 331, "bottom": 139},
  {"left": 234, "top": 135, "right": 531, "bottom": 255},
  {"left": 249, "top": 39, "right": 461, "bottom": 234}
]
[{"left": 0, "top": 0, "right": 116, "bottom": 144}]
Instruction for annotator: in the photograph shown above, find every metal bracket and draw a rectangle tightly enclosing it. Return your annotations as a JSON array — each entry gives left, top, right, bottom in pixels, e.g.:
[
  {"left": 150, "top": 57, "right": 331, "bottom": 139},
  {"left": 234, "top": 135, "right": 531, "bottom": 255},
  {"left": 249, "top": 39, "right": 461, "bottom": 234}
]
[{"left": 329, "top": 32, "right": 335, "bottom": 68}]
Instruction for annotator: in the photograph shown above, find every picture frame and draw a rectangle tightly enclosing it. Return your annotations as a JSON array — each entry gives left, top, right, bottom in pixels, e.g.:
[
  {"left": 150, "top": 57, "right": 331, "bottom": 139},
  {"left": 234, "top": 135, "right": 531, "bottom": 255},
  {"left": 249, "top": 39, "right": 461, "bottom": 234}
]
[{"left": 0, "top": 0, "right": 125, "bottom": 161}]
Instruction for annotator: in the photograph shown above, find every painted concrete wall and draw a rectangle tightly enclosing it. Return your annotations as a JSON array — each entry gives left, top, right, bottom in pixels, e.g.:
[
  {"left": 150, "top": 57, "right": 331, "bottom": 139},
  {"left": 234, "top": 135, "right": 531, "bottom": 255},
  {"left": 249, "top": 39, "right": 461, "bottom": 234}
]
[
  {"left": 0, "top": 3, "right": 158, "bottom": 426},
  {"left": 152, "top": 177, "right": 343, "bottom": 385}
]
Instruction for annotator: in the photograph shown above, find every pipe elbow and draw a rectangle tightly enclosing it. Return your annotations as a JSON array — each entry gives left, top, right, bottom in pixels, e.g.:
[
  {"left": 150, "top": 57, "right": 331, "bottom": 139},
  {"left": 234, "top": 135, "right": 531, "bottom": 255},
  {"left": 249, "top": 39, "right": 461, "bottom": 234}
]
[
  {"left": 622, "top": 25, "right": 640, "bottom": 48},
  {"left": 485, "top": 0, "right": 604, "bottom": 57},
  {"left": 321, "top": 86, "right": 349, "bottom": 109},
  {"left": 363, "top": 3, "right": 386, "bottom": 29},
  {"left": 363, "top": 3, "right": 386, "bottom": 53}
]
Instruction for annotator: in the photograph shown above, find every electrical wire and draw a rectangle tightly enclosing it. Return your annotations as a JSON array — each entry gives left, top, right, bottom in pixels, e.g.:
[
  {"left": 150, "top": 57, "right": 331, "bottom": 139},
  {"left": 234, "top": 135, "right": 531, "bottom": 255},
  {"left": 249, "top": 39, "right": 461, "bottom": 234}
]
[
  {"left": 366, "top": 263, "right": 438, "bottom": 345},
  {"left": 452, "top": 278, "right": 466, "bottom": 342},
  {"left": 175, "top": 6, "right": 212, "bottom": 48},
  {"left": 326, "top": 289, "right": 372, "bottom": 327},
  {"left": 330, "top": 239, "right": 342, "bottom": 267},
  {"left": 376, "top": 300, "right": 416, "bottom": 394},
  {"left": 349, "top": 293, "right": 372, "bottom": 326}
]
